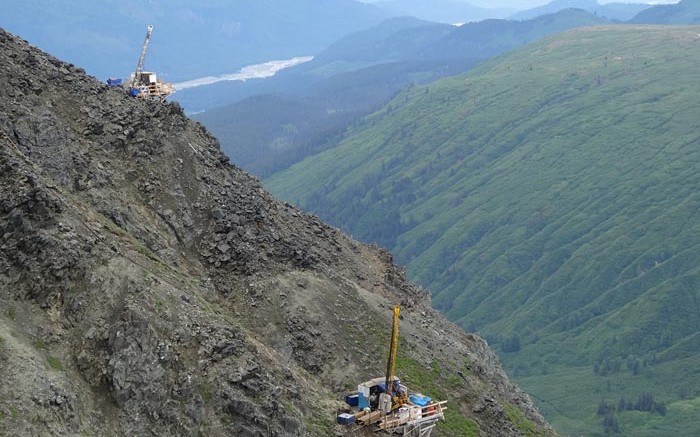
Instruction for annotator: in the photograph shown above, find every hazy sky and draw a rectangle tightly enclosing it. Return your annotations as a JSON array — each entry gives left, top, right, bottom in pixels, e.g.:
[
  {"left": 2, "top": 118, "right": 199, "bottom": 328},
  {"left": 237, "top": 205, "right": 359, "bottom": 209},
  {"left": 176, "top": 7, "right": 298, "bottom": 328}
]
[
  {"left": 359, "top": 0, "right": 679, "bottom": 8},
  {"left": 468, "top": 0, "right": 679, "bottom": 7}
]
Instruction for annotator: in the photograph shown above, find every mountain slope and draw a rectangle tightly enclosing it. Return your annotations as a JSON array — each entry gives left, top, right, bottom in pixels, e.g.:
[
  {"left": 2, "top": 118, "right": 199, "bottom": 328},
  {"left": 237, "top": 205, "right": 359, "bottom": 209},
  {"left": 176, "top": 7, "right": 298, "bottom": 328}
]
[
  {"left": 266, "top": 25, "right": 700, "bottom": 436},
  {"left": 0, "top": 0, "right": 388, "bottom": 81},
  {"left": 418, "top": 8, "right": 608, "bottom": 59},
  {"left": 0, "top": 28, "right": 555, "bottom": 437},
  {"left": 194, "top": 59, "right": 479, "bottom": 178},
  {"left": 305, "top": 16, "right": 454, "bottom": 70},
  {"left": 629, "top": 0, "right": 700, "bottom": 24}
]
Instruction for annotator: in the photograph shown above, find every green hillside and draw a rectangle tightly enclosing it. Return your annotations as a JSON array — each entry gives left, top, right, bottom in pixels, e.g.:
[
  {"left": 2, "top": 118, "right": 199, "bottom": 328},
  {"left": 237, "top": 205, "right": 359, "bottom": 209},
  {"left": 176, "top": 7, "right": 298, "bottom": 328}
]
[
  {"left": 266, "top": 25, "right": 700, "bottom": 436},
  {"left": 630, "top": 0, "right": 700, "bottom": 24}
]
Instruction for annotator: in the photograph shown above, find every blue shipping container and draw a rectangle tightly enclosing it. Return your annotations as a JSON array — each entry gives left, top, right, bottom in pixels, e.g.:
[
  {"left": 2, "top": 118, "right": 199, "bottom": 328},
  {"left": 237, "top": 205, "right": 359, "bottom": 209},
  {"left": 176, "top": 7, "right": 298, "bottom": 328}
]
[
  {"left": 337, "top": 413, "right": 355, "bottom": 425},
  {"left": 345, "top": 394, "right": 359, "bottom": 407}
]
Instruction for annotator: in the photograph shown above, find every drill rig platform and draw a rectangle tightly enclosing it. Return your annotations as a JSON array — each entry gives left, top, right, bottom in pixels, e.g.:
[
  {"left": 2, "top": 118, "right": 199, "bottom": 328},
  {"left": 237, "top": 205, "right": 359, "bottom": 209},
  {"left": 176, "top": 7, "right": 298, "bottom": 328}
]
[
  {"left": 109, "top": 25, "right": 174, "bottom": 101},
  {"left": 128, "top": 25, "right": 174, "bottom": 100},
  {"left": 338, "top": 306, "right": 447, "bottom": 436}
]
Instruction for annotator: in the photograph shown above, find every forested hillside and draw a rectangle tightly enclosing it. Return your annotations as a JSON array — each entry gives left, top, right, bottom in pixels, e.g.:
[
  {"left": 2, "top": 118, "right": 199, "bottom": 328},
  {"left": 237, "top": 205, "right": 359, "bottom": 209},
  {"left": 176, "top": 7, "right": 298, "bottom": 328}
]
[{"left": 266, "top": 26, "right": 700, "bottom": 436}]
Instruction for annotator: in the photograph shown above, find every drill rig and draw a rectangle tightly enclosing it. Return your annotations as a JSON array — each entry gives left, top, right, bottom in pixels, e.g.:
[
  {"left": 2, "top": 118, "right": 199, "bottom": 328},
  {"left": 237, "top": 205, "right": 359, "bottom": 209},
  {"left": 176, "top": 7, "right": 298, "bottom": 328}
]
[
  {"left": 338, "top": 305, "right": 446, "bottom": 436},
  {"left": 126, "top": 25, "right": 174, "bottom": 101}
]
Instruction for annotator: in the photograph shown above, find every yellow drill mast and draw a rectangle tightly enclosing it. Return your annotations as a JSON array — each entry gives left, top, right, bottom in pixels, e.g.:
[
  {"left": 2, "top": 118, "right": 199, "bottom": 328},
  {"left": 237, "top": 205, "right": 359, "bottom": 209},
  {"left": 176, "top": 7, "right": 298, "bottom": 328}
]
[{"left": 385, "top": 305, "right": 407, "bottom": 411}]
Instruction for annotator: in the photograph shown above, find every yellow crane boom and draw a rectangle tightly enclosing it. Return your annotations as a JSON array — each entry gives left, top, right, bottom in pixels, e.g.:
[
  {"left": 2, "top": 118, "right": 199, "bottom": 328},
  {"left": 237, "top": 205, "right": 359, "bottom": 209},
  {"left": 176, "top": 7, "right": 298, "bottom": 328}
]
[{"left": 385, "top": 305, "right": 400, "bottom": 398}]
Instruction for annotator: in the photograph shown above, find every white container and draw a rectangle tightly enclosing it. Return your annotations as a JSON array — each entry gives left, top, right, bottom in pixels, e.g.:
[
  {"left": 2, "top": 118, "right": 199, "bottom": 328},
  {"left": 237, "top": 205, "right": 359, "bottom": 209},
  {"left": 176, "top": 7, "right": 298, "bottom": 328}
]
[
  {"left": 379, "top": 393, "right": 392, "bottom": 413},
  {"left": 358, "top": 384, "right": 370, "bottom": 399}
]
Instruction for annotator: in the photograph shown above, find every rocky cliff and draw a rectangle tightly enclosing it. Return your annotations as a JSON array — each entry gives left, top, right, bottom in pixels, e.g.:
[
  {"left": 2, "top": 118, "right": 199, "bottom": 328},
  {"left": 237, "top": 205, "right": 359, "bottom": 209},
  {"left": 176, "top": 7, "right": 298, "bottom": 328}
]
[{"left": 0, "top": 28, "right": 554, "bottom": 437}]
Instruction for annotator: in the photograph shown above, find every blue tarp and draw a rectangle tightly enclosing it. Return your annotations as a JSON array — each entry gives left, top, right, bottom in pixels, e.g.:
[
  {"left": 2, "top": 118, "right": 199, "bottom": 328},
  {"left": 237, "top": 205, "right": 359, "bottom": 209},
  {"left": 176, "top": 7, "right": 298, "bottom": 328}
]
[{"left": 409, "top": 394, "right": 432, "bottom": 407}]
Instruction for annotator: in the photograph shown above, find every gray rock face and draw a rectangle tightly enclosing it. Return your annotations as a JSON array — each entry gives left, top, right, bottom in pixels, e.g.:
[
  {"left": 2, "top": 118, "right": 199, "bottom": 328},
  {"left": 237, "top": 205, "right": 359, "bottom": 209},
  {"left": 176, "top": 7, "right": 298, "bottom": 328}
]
[{"left": 0, "top": 27, "right": 555, "bottom": 437}]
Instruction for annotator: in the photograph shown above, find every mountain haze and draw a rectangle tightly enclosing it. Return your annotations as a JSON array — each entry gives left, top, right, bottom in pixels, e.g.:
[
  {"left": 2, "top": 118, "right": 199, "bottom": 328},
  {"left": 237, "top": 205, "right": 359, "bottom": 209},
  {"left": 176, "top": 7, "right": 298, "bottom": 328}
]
[
  {"left": 370, "top": 0, "right": 510, "bottom": 23},
  {"left": 174, "top": 16, "right": 458, "bottom": 112},
  {"left": 0, "top": 28, "right": 555, "bottom": 437},
  {"left": 510, "top": 0, "right": 651, "bottom": 21},
  {"left": 417, "top": 8, "right": 608, "bottom": 60},
  {"left": 266, "top": 25, "right": 700, "bottom": 436},
  {"left": 629, "top": 0, "right": 700, "bottom": 23},
  {"left": 195, "top": 9, "right": 609, "bottom": 177},
  {"left": 0, "top": 0, "right": 388, "bottom": 81}
]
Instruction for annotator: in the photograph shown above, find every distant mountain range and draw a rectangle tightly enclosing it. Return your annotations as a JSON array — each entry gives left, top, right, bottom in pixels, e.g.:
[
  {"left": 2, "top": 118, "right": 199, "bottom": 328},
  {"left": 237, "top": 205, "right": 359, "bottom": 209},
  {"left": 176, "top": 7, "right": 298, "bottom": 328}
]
[
  {"left": 0, "top": 0, "right": 388, "bottom": 81},
  {"left": 265, "top": 25, "right": 700, "bottom": 437},
  {"left": 175, "top": 16, "right": 456, "bottom": 111},
  {"left": 371, "top": 0, "right": 511, "bottom": 23},
  {"left": 194, "top": 9, "right": 609, "bottom": 176},
  {"left": 511, "top": 0, "right": 652, "bottom": 21},
  {"left": 630, "top": 0, "right": 700, "bottom": 23}
]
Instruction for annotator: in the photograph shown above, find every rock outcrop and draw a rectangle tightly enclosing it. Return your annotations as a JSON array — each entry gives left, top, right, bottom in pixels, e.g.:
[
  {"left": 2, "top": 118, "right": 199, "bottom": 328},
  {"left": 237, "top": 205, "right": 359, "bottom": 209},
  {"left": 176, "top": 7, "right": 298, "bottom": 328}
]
[{"left": 0, "top": 28, "right": 555, "bottom": 437}]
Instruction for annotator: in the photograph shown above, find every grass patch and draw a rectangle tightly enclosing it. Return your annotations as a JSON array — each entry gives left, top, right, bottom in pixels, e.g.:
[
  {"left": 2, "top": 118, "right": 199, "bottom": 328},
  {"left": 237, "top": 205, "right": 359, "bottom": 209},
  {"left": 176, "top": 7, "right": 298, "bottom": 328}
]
[
  {"left": 504, "top": 403, "right": 548, "bottom": 437},
  {"left": 395, "top": 353, "right": 445, "bottom": 398},
  {"left": 307, "top": 413, "right": 334, "bottom": 436},
  {"left": 7, "top": 307, "right": 16, "bottom": 320},
  {"left": 515, "top": 358, "right": 700, "bottom": 437},
  {"left": 395, "top": 353, "right": 481, "bottom": 436},
  {"left": 441, "top": 409, "right": 479, "bottom": 437},
  {"left": 47, "top": 356, "right": 63, "bottom": 371},
  {"left": 33, "top": 340, "right": 47, "bottom": 349},
  {"left": 200, "top": 382, "right": 213, "bottom": 404}
]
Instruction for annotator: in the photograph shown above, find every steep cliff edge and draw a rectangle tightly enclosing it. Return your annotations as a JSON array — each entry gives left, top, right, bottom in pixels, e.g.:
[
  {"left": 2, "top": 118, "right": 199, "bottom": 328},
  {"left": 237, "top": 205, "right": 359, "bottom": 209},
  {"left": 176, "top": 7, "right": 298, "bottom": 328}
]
[{"left": 0, "top": 28, "right": 554, "bottom": 437}]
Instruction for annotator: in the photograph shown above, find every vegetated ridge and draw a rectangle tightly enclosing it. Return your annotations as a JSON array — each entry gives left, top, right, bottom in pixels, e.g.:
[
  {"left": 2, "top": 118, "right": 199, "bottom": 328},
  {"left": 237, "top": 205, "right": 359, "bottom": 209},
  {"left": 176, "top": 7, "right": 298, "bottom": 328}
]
[
  {"left": 265, "top": 25, "right": 700, "bottom": 437},
  {"left": 0, "top": 28, "right": 555, "bottom": 437},
  {"left": 629, "top": 0, "right": 700, "bottom": 24}
]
